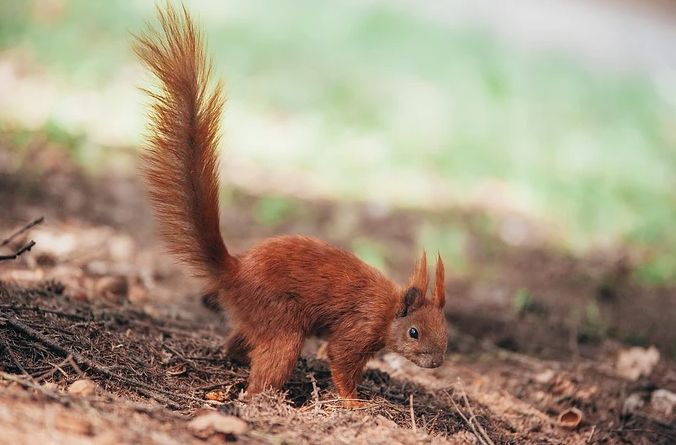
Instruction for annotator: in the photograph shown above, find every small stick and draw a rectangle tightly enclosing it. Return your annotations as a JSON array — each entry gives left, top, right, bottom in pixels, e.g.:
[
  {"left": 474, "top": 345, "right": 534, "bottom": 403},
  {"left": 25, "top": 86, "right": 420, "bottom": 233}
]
[
  {"left": 67, "top": 355, "right": 85, "bottom": 378},
  {"left": 409, "top": 394, "right": 417, "bottom": 433},
  {"left": 33, "top": 355, "right": 74, "bottom": 382},
  {"left": 449, "top": 397, "right": 488, "bottom": 445},
  {"left": 458, "top": 381, "right": 496, "bottom": 445},
  {"left": 307, "top": 372, "right": 320, "bottom": 415},
  {"left": 0, "top": 240, "right": 36, "bottom": 261},
  {"left": 134, "top": 386, "right": 183, "bottom": 410},
  {"left": 446, "top": 389, "right": 491, "bottom": 445},
  {"left": 1, "top": 216, "right": 44, "bottom": 247},
  {"left": 2, "top": 339, "right": 35, "bottom": 382},
  {"left": 163, "top": 343, "right": 199, "bottom": 370},
  {"left": 586, "top": 425, "right": 597, "bottom": 444},
  {"left": 47, "top": 359, "right": 69, "bottom": 378}
]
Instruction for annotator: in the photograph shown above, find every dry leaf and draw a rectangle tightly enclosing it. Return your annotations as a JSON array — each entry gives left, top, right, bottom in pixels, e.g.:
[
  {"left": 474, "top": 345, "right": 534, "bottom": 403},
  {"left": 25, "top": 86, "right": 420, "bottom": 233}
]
[
  {"left": 551, "top": 376, "right": 575, "bottom": 396},
  {"left": 558, "top": 407, "right": 583, "bottom": 429},
  {"left": 128, "top": 277, "right": 149, "bottom": 304},
  {"left": 166, "top": 364, "right": 187, "bottom": 376},
  {"left": 576, "top": 385, "right": 598, "bottom": 401},
  {"left": 205, "top": 391, "right": 228, "bottom": 402},
  {"left": 95, "top": 276, "right": 128, "bottom": 303}
]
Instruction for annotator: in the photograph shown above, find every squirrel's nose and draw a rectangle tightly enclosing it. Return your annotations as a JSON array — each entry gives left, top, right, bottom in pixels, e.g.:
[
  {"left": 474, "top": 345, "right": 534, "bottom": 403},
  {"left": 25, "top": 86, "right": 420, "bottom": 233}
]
[{"left": 430, "top": 354, "right": 444, "bottom": 368}]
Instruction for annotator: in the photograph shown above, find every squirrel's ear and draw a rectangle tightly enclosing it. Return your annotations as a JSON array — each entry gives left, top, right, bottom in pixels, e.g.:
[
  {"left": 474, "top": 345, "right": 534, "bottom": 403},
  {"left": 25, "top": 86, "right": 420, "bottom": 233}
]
[
  {"left": 432, "top": 253, "right": 445, "bottom": 308},
  {"left": 398, "top": 251, "right": 428, "bottom": 317},
  {"left": 398, "top": 287, "right": 422, "bottom": 318},
  {"left": 407, "top": 250, "right": 428, "bottom": 297}
]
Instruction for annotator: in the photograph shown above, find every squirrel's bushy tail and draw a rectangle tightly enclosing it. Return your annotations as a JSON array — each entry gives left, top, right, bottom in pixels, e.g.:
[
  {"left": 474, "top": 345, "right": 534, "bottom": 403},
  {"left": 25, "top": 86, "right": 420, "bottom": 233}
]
[{"left": 135, "top": 5, "right": 232, "bottom": 281}]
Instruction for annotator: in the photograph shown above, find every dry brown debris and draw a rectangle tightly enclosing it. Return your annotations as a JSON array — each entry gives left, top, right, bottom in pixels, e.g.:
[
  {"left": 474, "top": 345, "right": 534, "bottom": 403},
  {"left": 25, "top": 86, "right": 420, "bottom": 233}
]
[{"left": 0, "top": 280, "right": 511, "bottom": 444}]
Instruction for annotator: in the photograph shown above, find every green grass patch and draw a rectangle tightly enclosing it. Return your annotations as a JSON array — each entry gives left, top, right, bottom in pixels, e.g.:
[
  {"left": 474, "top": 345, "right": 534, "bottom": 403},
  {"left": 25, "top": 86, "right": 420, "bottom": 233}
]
[
  {"left": 1, "top": 0, "right": 674, "bottom": 282},
  {"left": 253, "top": 195, "right": 298, "bottom": 226},
  {"left": 351, "top": 237, "right": 388, "bottom": 272}
]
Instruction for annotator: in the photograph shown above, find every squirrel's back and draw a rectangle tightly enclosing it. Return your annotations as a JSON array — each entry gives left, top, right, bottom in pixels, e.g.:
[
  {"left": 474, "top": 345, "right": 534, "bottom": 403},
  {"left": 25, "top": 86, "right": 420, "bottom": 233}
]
[{"left": 229, "top": 234, "right": 399, "bottom": 335}]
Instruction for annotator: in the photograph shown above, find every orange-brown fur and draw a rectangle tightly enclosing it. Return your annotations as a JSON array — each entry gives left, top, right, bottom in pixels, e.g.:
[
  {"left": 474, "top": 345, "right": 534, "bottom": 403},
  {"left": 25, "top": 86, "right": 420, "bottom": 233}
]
[{"left": 135, "top": 5, "right": 448, "bottom": 406}]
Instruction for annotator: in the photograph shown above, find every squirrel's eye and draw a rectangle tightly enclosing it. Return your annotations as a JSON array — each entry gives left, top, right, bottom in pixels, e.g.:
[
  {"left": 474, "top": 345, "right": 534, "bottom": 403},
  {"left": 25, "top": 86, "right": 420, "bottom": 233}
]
[{"left": 408, "top": 327, "right": 419, "bottom": 339}]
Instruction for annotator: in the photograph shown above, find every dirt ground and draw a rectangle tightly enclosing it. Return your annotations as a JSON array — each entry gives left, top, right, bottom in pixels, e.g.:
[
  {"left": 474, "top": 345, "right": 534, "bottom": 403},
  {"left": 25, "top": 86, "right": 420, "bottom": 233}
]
[{"left": 1, "top": 141, "right": 675, "bottom": 444}]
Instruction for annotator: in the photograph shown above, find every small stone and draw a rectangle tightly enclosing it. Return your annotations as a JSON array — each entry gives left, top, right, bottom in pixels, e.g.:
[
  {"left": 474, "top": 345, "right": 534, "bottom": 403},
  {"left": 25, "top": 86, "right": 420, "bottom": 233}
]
[
  {"left": 42, "top": 382, "right": 59, "bottom": 391},
  {"left": 622, "top": 392, "right": 645, "bottom": 416},
  {"left": 534, "top": 369, "right": 555, "bottom": 384},
  {"left": 67, "top": 379, "right": 96, "bottom": 396},
  {"left": 187, "top": 412, "right": 247, "bottom": 436},
  {"left": 650, "top": 389, "right": 676, "bottom": 416}
]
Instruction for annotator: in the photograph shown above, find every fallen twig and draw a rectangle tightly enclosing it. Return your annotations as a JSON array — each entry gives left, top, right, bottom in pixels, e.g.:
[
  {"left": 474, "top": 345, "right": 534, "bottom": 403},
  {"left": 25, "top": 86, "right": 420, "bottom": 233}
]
[
  {"left": 2, "top": 339, "right": 35, "bottom": 381},
  {"left": 448, "top": 393, "right": 490, "bottom": 445},
  {"left": 1, "top": 216, "right": 44, "bottom": 247},
  {"left": 446, "top": 385, "right": 495, "bottom": 445},
  {"left": 0, "top": 240, "right": 36, "bottom": 261},
  {"left": 33, "top": 354, "right": 74, "bottom": 382},
  {"left": 458, "top": 381, "right": 495, "bottom": 445}
]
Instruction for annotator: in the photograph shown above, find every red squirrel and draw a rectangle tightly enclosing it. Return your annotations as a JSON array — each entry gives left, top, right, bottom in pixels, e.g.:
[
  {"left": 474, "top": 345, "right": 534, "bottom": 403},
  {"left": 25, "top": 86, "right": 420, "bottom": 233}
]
[{"left": 134, "top": 5, "right": 448, "bottom": 407}]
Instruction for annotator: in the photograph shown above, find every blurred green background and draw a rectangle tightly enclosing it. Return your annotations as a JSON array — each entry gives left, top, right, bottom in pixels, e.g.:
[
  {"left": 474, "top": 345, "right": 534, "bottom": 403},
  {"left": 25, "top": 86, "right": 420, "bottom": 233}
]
[{"left": 1, "top": 0, "right": 675, "bottom": 283}]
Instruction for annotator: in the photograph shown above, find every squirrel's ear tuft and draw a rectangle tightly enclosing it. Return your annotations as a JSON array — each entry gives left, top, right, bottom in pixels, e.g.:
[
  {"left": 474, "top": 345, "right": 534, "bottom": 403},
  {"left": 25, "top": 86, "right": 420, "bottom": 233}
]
[
  {"left": 407, "top": 250, "right": 428, "bottom": 297},
  {"left": 433, "top": 253, "right": 445, "bottom": 308}
]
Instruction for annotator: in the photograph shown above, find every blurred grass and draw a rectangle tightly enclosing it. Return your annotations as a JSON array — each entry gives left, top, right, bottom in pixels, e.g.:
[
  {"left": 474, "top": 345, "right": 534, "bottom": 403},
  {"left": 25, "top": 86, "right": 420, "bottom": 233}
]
[{"left": 1, "top": 0, "right": 675, "bottom": 283}]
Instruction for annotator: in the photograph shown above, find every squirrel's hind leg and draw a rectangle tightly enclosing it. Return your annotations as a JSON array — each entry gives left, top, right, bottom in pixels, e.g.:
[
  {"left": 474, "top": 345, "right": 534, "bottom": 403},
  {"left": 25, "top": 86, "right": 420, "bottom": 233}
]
[{"left": 245, "top": 333, "right": 304, "bottom": 395}]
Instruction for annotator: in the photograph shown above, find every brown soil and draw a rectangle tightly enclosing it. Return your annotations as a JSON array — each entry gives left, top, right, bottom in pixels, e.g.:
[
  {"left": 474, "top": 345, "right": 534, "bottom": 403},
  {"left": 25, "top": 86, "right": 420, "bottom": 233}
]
[{"left": 0, "top": 140, "right": 674, "bottom": 444}]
